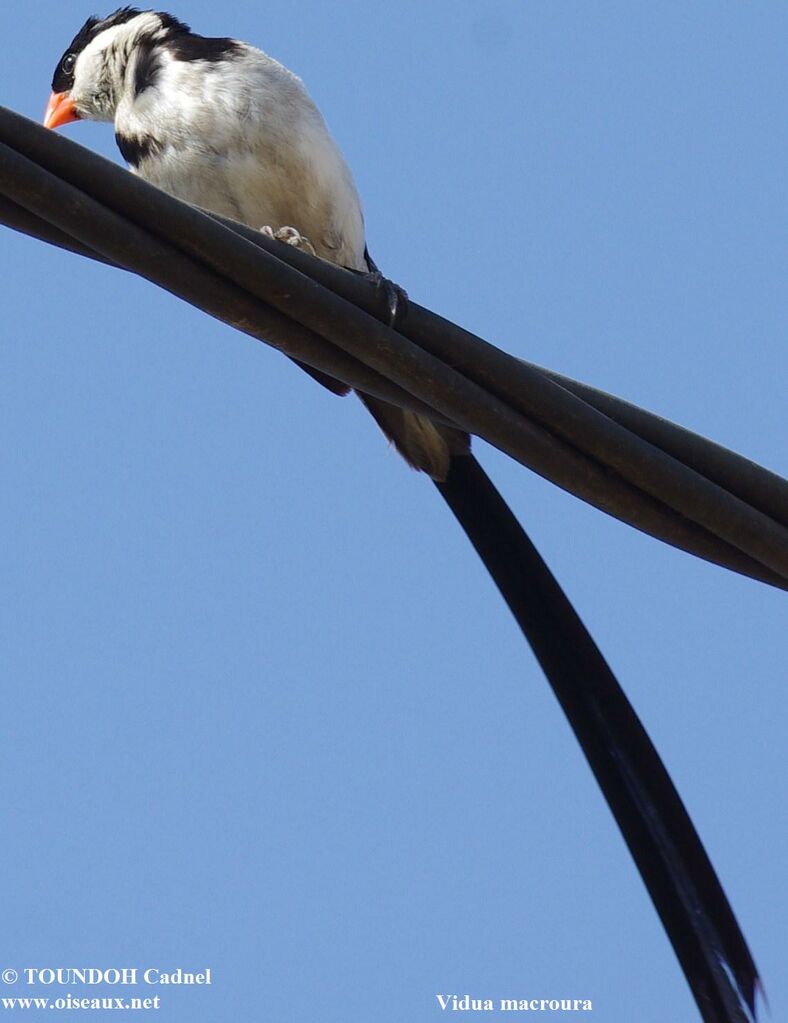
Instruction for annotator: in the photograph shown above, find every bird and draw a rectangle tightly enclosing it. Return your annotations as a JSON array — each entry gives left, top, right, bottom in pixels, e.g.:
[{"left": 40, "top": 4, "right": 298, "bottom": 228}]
[
  {"left": 43, "top": 12, "right": 760, "bottom": 1021},
  {"left": 42, "top": 5, "right": 467, "bottom": 481}
]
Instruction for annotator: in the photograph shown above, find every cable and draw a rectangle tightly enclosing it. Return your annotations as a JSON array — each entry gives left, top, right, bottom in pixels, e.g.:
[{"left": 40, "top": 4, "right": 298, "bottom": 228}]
[{"left": 1, "top": 108, "right": 786, "bottom": 588}]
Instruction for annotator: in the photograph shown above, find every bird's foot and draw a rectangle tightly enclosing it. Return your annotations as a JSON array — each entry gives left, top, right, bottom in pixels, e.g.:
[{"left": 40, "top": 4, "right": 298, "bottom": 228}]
[
  {"left": 259, "top": 225, "right": 317, "bottom": 257},
  {"left": 366, "top": 271, "right": 409, "bottom": 328}
]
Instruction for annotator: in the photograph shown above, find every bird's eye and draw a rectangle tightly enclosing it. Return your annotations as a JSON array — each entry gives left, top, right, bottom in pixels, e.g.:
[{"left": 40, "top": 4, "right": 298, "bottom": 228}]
[{"left": 61, "top": 53, "right": 76, "bottom": 76}]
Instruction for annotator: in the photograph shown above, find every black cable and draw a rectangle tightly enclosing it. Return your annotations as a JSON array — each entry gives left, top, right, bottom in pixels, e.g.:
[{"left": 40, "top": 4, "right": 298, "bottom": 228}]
[
  {"left": 6, "top": 181, "right": 785, "bottom": 540},
  {"left": 539, "top": 365, "right": 788, "bottom": 528},
  {"left": 5, "top": 175, "right": 785, "bottom": 544},
  {"left": 0, "top": 142, "right": 443, "bottom": 418},
  {"left": 437, "top": 454, "right": 759, "bottom": 1023},
  {"left": 1, "top": 109, "right": 786, "bottom": 589}
]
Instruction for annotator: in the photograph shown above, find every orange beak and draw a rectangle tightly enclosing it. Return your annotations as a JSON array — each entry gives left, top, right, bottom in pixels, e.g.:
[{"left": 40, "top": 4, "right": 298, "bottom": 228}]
[{"left": 43, "top": 91, "right": 80, "bottom": 130}]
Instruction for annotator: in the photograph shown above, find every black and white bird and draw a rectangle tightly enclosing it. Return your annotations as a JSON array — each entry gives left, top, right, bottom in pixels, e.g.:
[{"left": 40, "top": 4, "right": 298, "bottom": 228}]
[
  {"left": 44, "top": 5, "right": 466, "bottom": 479},
  {"left": 43, "top": 12, "right": 761, "bottom": 1022}
]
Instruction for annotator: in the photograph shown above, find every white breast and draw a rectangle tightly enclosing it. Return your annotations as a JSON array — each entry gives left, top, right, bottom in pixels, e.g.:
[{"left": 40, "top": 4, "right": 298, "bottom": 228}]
[{"left": 116, "top": 44, "right": 368, "bottom": 271}]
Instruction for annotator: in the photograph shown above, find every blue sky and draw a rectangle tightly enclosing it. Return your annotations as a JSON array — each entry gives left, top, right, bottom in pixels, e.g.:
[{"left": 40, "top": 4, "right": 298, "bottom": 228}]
[{"left": 1, "top": 2, "right": 786, "bottom": 1021}]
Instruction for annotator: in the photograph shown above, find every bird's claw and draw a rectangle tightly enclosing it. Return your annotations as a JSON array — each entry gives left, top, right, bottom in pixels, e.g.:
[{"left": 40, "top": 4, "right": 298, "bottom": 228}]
[
  {"left": 259, "top": 225, "right": 317, "bottom": 257},
  {"left": 366, "top": 271, "right": 409, "bottom": 328}
]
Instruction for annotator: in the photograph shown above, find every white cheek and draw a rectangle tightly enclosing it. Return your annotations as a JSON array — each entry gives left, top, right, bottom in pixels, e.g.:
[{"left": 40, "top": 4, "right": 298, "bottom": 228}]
[{"left": 72, "top": 57, "right": 112, "bottom": 120}]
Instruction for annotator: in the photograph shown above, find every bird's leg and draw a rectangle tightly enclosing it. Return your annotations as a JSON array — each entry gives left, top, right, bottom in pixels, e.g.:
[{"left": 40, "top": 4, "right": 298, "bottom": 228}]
[
  {"left": 259, "top": 224, "right": 317, "bottom": 257},
  {"left": 362, "top": 248, "right": 408, "bottom": 327},
  {"left": 366, "top": 271, "right": 409, "bottom": 328}
]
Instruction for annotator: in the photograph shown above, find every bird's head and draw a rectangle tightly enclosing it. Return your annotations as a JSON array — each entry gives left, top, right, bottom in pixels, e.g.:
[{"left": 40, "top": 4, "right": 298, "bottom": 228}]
[{"left": 43, "top": 7, "right": 190, "bottom": 129}]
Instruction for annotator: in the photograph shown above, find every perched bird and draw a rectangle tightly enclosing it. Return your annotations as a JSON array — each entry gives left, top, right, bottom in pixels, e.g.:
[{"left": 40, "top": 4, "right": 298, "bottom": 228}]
[
  {"left": 43, "top": 5, "right": 467, "bottom": 479},
  {"left": 44, "top": 12, "right": 760, "bottom": 1022}
]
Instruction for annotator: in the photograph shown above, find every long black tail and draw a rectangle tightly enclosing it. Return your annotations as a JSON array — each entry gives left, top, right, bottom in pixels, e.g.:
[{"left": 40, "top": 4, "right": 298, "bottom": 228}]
[{"left": 436, "top": 453, "right": 760, "bottom": 1023}]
